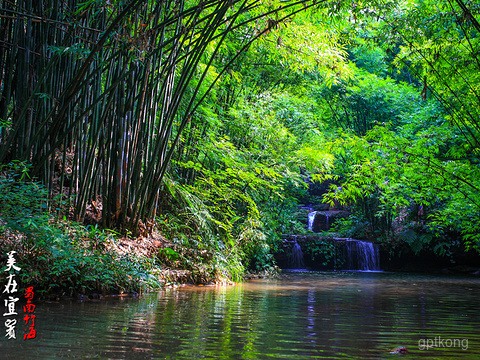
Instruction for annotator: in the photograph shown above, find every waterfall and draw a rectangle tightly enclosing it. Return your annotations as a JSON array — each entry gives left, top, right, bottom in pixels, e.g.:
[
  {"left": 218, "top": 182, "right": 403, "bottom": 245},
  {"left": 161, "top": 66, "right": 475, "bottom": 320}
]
[
  {"left": 308, "top": 211, "right": 316, "bottom": 231},
  {"left": 289, "top": 237, "right": 305, "bottom": 269},
  {"left": 343, "top": 240, "right": 380, "bottom": 271}
]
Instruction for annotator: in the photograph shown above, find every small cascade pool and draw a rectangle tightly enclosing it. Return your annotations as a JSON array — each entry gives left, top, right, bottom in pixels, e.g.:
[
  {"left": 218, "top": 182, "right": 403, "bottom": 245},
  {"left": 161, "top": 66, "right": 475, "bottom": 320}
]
[
  {"left": 282, "top": 237, "right": 381, "bottom": 271},
  {"left": 288, "top": 238, "right": 305, "bottom": 269},
  {"left": 343, "top": 239, "right": 380, "bottom": 271}
]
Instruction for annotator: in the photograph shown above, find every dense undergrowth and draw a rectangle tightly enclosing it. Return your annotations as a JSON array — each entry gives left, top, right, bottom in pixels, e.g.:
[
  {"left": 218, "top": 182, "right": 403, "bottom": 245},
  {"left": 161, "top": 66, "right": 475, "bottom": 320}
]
[
  {"left": 0, "top": 164, "right": 276, "bottom": 299},
  {"left": 0, "top": 168, "right": 162, "bottom": 298}
]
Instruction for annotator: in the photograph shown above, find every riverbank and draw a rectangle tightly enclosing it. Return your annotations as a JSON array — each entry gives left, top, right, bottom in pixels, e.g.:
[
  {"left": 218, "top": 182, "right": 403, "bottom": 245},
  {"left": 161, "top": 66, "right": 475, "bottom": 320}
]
[{"left": 0, "top": 217, "right": 236, "bottom": 301}]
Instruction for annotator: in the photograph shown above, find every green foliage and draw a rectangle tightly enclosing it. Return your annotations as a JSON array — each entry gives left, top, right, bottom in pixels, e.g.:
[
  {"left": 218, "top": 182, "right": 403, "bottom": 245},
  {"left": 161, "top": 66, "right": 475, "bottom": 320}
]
[
  {"left": 324, "top": 105, "right": 480, "bottom": 253},
  {"left": 168, "top": 82, "right": 338, "bottom": 275},
  {"left": 314, "top": 69, "right": 421, "bottom": 135},
  {"left": 350, "top": 40, "right": 388, "bottom": 77},
  {"left": 0, "top": 169, "right": 160, "bottom": 297},
  {"left": 303, "top": 238, "right": 337, "bottom": 268},
  {"left": 255, "top": 17, "right": 353, "bottom": 85},
  {"left": 0, "top": 165, "right": 45, "bottom": 218},
  {"left": 0, "top": 117, "right": 12, "bottom": 131},
  {"left": 383, "top": 0, "right": 480, "bottom": 148},
  {"left": 159, "top": 247, "right": 180, "bottom": 263},
  {"left": 330, "top": 214, "right": 371, "bottom": 240},
  {"left": 4, "top": 0, "right": 480, "bottom": 279},
  {"left": 0, "top": 0, "right": 332, "bottom": 232},
  {"left": 156, "top": 177, "right": 240, "bottom": 280}
]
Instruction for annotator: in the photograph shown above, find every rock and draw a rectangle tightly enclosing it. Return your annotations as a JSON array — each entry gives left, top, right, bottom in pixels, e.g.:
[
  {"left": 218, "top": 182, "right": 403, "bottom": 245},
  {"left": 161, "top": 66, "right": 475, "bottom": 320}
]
[
  {"left": 450, "top": 265, "right": 480, "bottom": 274},
  {"left": 75, "top": 294, "right": 86, "bottom": 301},
  {"left": 313, "top": 203, "right": 330, "bottom": 211},
  {"left": 312, "top": 210, "right": 351, "bottom": 232},
  {"left": 390, "top": 346, "right": 408, "bottom": 354},
  {"left": 89, "top": 293, "right": 103, "bottom": 300}
]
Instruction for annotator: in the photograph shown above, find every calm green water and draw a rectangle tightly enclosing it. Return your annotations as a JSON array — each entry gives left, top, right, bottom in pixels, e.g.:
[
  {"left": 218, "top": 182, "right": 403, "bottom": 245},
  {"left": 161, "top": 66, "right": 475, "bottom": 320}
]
[{"left": 2, "top": 272, "right": 480, "bottom": 359}]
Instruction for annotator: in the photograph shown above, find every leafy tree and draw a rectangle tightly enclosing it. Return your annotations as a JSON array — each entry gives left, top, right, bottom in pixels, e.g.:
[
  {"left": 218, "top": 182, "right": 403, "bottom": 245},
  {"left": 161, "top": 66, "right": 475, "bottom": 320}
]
[{"left": 0, "top": 0, "right": 333, "bottom": 233}]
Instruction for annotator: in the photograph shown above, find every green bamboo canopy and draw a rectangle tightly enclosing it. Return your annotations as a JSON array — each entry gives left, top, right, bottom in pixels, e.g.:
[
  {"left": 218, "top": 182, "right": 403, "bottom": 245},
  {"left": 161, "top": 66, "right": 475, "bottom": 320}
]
[{"left": 0, "top": 0, "right": 321, "bottom": 233}]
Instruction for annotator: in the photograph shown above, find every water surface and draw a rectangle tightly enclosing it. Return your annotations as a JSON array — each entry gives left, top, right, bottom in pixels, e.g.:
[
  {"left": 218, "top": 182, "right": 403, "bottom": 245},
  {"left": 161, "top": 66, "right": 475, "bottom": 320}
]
[{"left": 2, "top": 272, "right": 480, "bottom": 359}]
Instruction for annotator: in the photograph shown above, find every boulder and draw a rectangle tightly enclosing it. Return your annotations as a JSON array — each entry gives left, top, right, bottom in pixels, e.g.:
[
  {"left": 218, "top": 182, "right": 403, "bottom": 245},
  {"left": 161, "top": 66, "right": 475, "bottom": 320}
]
[
  {"left": 312, "top": 210, "right": 351, "bottom": 232},
  {"left": 312, "top": 203, "right": 330, "bottom": 211}
]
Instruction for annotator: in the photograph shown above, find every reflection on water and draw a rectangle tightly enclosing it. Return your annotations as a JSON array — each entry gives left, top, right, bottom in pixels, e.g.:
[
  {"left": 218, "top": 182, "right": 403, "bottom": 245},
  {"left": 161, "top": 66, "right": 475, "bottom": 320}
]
[{"left": 2, "top": 272, "right": 480, "bottom": 359}]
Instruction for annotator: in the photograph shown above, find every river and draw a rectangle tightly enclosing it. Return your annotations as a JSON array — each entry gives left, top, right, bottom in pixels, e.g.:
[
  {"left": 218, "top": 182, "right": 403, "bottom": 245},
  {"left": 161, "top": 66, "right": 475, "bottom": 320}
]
[{"left": 2, "top": 271, "right": 480, "bottom": 359}]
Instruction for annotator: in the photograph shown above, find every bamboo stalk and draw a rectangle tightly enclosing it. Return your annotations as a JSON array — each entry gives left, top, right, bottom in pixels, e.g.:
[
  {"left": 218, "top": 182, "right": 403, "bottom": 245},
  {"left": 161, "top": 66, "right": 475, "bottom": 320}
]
[{"left": 1, "top": 0, "right": 331, "bottom": 234}]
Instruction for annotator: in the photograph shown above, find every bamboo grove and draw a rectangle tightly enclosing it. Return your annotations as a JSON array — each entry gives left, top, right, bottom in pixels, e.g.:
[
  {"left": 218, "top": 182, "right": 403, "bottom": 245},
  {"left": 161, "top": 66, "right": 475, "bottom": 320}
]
[
  {"left": 2, "top": 0, "right": 480, "bottom": 247},
  {"left": 0, "top": 0, "right": 325, "bottom": 233}
]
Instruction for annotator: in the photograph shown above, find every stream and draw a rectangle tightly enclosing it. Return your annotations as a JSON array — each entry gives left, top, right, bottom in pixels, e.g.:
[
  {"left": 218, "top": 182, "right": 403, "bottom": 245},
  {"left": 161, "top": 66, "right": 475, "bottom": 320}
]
[{"left": 2, "top": 271, "right": 480, "bottom": 359}]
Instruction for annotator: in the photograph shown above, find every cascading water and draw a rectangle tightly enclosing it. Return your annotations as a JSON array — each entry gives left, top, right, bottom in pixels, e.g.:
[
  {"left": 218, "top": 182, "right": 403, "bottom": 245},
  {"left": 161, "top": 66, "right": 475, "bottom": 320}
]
[
  {"left": 343, "top": 240, "right": 380, "bottom": 271},
  {"left": 308, "top": 211, "right": 316, "bottom": 231},
  {"left": 288, "top": 237, "right": 305, "bottom": 269}
]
